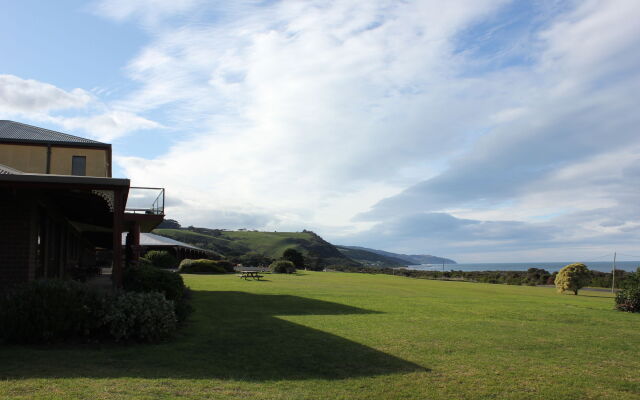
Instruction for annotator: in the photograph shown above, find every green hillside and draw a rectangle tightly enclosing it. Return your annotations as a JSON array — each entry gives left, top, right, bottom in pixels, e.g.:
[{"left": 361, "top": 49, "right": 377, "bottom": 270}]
[
  {"left": 341, "top": 245, "right": 457, "bottom": 265},
  {"left": 153, "top": 228, "right": 360, "bottom": 268},
  {"left": 335, "top": 245, "right": 410, "bottom": 267}
]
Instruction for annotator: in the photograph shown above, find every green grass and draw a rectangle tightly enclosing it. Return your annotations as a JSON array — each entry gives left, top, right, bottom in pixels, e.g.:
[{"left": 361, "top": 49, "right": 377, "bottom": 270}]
[{"left": 1, "top": 272, "right": 639, "bottom": 399}]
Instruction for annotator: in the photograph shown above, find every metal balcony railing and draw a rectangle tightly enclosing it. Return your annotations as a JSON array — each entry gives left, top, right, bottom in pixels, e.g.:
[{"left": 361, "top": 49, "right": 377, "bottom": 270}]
[{"left": 125, "top": 187, "right": 165, "bottom": 215}]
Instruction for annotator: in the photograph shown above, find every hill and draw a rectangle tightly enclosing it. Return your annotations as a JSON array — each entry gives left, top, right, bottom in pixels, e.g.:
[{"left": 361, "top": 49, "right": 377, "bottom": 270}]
[
  {"left": 338, "top": 245, "right": 457, "bottom": 265},
  {"left": 334, "top": 245, "right": 411, "bottom": 267},
  {"left": 153, "top": 228, "right": 360, "bottom": 268}
]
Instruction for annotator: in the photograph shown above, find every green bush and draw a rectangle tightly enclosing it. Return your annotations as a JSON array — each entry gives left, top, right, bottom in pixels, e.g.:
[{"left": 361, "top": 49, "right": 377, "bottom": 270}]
[
  {"left": 123, "top": 265, "right": 185, "bottom": 302},
  {"left": 104, "top": 292, "right": 177, "bottom": 342},
  {"left": 615, "top": 288, "right": 640, "bottom": 313},
  {"left": 123, "top": 265, "right": 191, "bottom": 323},
  {"left": 178, "top": 259, "right": 232, "bottom": 274},
  {"left": 137, "top": 257, "right": 152, "bottom": 267},
  {"left": 0, "top": 279, "right": 181, "bottom": 343},
  {"left": 555, "top": 263, "right": 591, "bottom": 295},
  {"left": 178, "top": 258, "right": 195, "bottom": 270},
  {"left": 214, "top": 260, "right": 235, "bottom": 272},
  {"left": 0, "top": 279, "right": 106, "bottom": 343},
  {"left": 270, "top": 260, "right": 296, "bottom": 274},
  {"left": 143, "top": 250, "right": 177, "bottom": 269},
  {"left": 621, "top": 268, "right": 640, "bottom": 289}
]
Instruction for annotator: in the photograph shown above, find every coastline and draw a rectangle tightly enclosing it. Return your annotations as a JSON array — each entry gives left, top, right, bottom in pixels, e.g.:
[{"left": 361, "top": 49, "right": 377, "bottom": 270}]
[{"left": 408, "top": 261, "right": 640, "bottom": 273}]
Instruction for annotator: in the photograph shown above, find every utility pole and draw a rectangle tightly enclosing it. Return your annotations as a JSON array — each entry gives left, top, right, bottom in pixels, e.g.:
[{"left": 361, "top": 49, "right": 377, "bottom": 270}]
[{"left": 612, "top": 252, "right": 617, "bottom": 294}]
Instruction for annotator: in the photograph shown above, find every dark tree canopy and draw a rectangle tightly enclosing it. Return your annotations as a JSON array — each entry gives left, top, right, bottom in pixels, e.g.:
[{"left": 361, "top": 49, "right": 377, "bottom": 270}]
[
  {"left": 282, "top": 248, "right": 305, "bottom": 268},
  {"left": 239, "top": 252, "right": 272, "bottom": 267},
  {"left": 158, "top": 219, "right": 181, "bottom": 229}
]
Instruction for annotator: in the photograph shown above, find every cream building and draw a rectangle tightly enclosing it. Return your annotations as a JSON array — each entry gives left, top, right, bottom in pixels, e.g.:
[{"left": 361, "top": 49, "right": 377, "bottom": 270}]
[{"left": 0, "top": 120, "right": 111, "bottom": 177}]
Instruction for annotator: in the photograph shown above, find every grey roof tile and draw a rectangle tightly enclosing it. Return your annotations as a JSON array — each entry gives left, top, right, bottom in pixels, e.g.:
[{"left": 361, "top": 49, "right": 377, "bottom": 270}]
[
  {"left": 120, "top": 232, "right": 207, "bottom": 251},
  {"left": 0, "top": 120, "right": 109, "bottom": 147}
]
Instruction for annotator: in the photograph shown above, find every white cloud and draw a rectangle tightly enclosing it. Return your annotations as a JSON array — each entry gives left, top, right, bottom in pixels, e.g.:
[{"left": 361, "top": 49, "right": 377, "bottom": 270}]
[
  {"left": 54, "top": 110, "right": 161, "bottom": 142},
  {"left": 0, "top": 74, "right": 92, "bottom": 115},
  {"left": 113, "top": 0, "right": 508, "bottom": 229},
  {"left": 95, "top": 0, "right": 640, "bottom": 260},
  {"left": 0, "top": 74, "right": 160, "bottom": 142}
]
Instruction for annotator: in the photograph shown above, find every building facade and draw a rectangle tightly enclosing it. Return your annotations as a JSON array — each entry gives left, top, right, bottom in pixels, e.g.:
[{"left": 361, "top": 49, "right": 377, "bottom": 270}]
[
  {"left": 0, "top": 121, "right": 163, "bottom": 287},
  {"left": 0, "top": 120, "right": 111, "bottom": 176}
]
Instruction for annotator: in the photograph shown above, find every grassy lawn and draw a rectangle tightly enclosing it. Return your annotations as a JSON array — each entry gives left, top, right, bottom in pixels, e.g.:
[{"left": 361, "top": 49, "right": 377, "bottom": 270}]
[{"left": 1, "top": 272, "right": 638, "bottom": 399}]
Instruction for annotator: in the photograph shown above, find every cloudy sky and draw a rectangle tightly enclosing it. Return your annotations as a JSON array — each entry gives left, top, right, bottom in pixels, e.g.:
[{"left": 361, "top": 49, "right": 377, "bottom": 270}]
[{"left": 1, "top": 0, "right": 639, "bottom": 262}]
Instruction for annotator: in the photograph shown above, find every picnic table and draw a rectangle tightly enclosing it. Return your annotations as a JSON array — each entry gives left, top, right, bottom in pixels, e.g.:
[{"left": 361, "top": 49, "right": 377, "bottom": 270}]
[{"left": 238, "top": 270, "right": 264, "bottom": 280}]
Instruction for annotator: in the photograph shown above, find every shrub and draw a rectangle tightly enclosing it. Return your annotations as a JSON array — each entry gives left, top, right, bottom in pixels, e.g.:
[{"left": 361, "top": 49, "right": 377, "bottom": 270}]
[
  {"left": 143, "top": 250, "right": 177, "bottom": 269},
  {"left": 270, "top": 260, "right": 296, "bottom": 274},
  {"left": 122, "top": 265, "right": 191, "bottom": 323},
  {"left": 0, "top": 279, "right": 182, "bottom": 344},
  {"left": 0, "top": 279, "right": 107, "bottom": 344},
  {"left": 123, "top": 265, "right": 185, "bottom": 302},
  {"left": 104, "top": 291, "right": 177, "bottom": 342},
  {"left": 621, "top": 268, "right": 640, "bottom": 289},
  {"left": 615, "top": 287, "right": 640, "bottom": 313},
  {"left": 555, "top": 263, "right": 591, "bottom": 295},
  {"left": 178, "top": 258, "right": 195, "bottom": 270},
  {"left": 178, "top": 259, "right": 232, "bottom": 274},
  {"left": 138, "top": 257, "right": 152, "bottom": 267},
  {"left": 214, "top": 260, "right": 235, "bottom": 272}
]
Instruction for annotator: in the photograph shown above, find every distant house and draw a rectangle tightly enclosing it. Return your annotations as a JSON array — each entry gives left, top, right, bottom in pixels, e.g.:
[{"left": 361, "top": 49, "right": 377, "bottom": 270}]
[
  {"left": 122, "top": 232, "right": 214, "bottom": 262},
  {"left": 0, "top": 120, "right": 165, "bottom": 287}
]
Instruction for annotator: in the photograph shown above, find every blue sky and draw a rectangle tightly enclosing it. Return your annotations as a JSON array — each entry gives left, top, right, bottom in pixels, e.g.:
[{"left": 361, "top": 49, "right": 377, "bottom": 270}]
[{"left": 1, "top": 0, "right": 639, "bottom": 262}]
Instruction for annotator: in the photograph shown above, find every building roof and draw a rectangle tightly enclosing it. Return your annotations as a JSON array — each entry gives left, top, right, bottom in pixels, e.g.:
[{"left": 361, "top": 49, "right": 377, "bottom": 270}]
[
  {"left": 0, "top": 163, "right": 23, "bottom": 175},
  {"left": 122, "top": 232, "right": 207, "bottom": 252},
  {"left": 0, "top": 120, "right": 109, "bottom": 148}
]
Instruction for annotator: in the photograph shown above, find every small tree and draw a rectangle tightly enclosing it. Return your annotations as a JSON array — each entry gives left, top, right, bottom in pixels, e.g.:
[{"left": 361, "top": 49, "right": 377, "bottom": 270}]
[
  {"left": 282, "top": 248, "right": 305, "bottom": 268},
  {"left": 555, "top": 263, "right": 591, "bottom": 295}
]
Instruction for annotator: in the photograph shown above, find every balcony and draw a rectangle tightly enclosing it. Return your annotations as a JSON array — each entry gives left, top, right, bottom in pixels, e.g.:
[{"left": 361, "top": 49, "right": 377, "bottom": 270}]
[{"left": 125, "top": 187, "right": 165, "bottom": 215}]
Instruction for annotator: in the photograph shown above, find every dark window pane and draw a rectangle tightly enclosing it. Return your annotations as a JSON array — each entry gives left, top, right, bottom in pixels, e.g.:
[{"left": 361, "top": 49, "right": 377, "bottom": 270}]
[{"left": 72, "top": 156, "right": 86, "bottom": 176}]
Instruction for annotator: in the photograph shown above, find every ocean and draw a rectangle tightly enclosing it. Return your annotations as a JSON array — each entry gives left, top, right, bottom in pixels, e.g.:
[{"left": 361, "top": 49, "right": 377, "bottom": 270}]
[{"left": 408, "top": 261, "right": 640, "bottom": 273}]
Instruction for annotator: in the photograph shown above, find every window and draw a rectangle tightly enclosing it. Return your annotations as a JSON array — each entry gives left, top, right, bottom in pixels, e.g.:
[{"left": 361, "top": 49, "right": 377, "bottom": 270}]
[{"left": 71, "top": 156, "right": 86, "bottom": 176}]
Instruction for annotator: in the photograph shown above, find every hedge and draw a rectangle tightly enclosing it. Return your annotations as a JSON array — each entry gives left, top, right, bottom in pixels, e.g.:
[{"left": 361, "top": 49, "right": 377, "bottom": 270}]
[
  {"left": 0, "top": 279, "right": 178, "bottom": 344},
  {"left": 179, "top": 259, "right": 234, "bottom": 274}
]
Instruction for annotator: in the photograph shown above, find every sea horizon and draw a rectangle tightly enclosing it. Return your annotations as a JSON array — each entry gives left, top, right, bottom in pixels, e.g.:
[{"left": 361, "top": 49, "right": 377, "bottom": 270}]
[{"left": 408, "top": 261, "right": 640, "bottom": 273}]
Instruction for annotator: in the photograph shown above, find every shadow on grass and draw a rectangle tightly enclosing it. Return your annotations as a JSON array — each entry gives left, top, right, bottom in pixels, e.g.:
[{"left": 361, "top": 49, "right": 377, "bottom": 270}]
[
  {"left": 0, "top": 291, "right": 426, "bottom": 381},
  {"left": 576, "top": 293, "right": 615, "bottom": 299}
]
